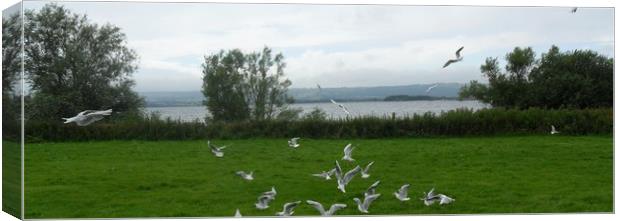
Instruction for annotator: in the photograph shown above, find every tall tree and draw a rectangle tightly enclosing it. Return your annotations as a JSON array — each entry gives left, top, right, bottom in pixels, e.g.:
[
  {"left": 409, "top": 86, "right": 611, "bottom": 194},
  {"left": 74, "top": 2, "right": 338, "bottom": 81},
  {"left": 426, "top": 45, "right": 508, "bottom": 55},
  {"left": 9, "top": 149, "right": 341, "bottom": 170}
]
[
  {"left": 21, "top": 4, "right": 143, "bottom": 121},
  {"left": 202, "top": 47, "right": 294, "bottom": 122}
]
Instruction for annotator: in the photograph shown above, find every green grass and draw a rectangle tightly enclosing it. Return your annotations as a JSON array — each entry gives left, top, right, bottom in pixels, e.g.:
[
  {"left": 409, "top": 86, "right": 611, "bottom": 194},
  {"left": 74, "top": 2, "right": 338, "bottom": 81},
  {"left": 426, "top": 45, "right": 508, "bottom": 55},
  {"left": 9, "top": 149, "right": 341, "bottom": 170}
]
[
  {"left": 23, "top": 136, "right": 612, "bottom": 218},
  {"left": 2, "top": 140, "right": 21, "bottom": 218}
]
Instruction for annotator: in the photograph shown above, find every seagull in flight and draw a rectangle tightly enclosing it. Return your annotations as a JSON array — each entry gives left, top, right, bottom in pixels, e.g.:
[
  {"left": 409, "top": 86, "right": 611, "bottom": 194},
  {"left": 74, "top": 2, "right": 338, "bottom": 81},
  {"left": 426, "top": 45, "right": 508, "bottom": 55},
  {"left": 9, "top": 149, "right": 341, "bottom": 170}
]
[
  {"left": 288, "top": 137, "right": 300, "bottom": 148},
  {"left": 276, "top": 201, "right": 301, "bottom": 216},
  {"left": 437, "top": 194, "right": 455, "bottom": 205},
  {"left": 353, "top": 193, "right": 381, "bottom": 213},
  {"left": 262, "top": 186, "right": 277, "bottom": 200},
  {"left": 234, "top": 209, "right": 242, "bottom": 217},
  {"left": 342, "top": 143, "right": 355, "bottom": 162},
  {"left": 312, "top": 168, "right": 336, "bottom": 180},
  {"left": 443, "top": 46, "right": 464, "bottom": 68},
  {"left": 394, "top": 184, "right": 411, "bottom": 201},
  {"left": 570, "top": 7, "right": 578, "bottom": 13},
  {"left": 360, "top": 161, "right": 374, "bottom": 178},
  {"left": 208, "top": 140, "right": 227, "bottom": 158},
  {"left": 426, "top": 84, "right": 439, "bottom": 94},
  {"left": 337, "top": 165, "right": 362, "bottom": 193},
  {"left": 364, "top": 180, "right": 380, "bottom": 197},
  {"left": 62, "top": 109, "right": 112, "bottom": 126},
  {"left": 306, "top": 200, "right": 347, "bottom": 216},
  {"left": 550, "top": 125, "right": 560, "bottom": 135},
  {"left": 235, "top": 171, "right": 254, "bottom": 181},
  {"left": 420, "top": 188, "right": 438, "bottom": 206},
  {"left": 330, "top": 99, "right": 351, "bottom": 115},
  {"left": 255, "top": 194, "right": 273, "bottom": 210}
]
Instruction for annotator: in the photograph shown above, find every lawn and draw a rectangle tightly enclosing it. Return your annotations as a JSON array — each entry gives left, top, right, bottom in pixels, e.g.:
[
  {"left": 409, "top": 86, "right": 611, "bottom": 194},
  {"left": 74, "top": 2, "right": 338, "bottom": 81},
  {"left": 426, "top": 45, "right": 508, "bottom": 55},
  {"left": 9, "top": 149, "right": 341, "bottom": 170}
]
[{"left": 22, "top": 135, "right": 612, "bottom": 218}]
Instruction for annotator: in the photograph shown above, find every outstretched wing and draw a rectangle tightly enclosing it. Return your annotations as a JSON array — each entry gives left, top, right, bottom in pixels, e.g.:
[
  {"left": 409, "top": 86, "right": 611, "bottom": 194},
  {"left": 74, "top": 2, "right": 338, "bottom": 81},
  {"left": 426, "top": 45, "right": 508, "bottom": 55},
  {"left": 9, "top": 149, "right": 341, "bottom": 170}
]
[
  {"left": 366, "top": 180, "right": 380, "bottom": 195},
  {"left": 306, "top": 200, "right": 325, "bottom": 215},
  {"left": 342, "top": 166, "right": 361, "bottom": 184},
  {"left": 398, "top": 184, "right": 410, "bottom": 195},
  {"left": 330, "top": 99, "right": 338, "bottom": 105},
  {"left": 327, "top": 203, "right": 347, "bottom": 215},
  {"left": 363, "top": 161, "right": 374, "bottom": 173},
  {"left": 284, "top": 201, "right": 301, "bottom": 213},
  {"left": 363, "top": 194, "right": 381, "bottom": 207},
  {"left": 343, "top": 144, "right": 354, "bottom": 155},
  {"left": 443, "top": 59, "right": 457, "bottom": 68},
  {"left": 455, "top": 46, "right": 464, "bottom": 58},
  {"left": 334, "top": 161, "right": 343, "bottom": 180}
]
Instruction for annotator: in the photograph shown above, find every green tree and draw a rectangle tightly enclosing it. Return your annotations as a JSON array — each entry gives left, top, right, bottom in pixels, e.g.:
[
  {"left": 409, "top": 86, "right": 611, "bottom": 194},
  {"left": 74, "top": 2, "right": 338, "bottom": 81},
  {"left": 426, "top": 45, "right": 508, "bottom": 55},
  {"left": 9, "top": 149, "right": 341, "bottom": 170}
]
[
  {"left": 201, "top": 47, "right": 294, "bottom": 122},
  {"left": 21, "top": 4, "right": 143, "bottom": 121}
]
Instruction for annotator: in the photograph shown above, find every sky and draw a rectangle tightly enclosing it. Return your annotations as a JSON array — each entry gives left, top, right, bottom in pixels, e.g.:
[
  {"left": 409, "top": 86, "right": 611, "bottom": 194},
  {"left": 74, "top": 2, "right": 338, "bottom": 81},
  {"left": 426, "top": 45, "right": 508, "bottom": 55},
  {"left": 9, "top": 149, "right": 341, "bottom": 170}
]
[{"left": 21, "top": 1, "right": 615, "bottom": 92}]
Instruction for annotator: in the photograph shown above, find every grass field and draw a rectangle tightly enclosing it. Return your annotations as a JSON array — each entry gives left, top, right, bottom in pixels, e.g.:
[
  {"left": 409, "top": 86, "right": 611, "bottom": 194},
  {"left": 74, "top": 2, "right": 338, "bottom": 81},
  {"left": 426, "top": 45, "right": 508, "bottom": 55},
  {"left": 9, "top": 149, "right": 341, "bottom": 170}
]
[{"left": 22, "top": 135, "right": 612, "bottom": 218}]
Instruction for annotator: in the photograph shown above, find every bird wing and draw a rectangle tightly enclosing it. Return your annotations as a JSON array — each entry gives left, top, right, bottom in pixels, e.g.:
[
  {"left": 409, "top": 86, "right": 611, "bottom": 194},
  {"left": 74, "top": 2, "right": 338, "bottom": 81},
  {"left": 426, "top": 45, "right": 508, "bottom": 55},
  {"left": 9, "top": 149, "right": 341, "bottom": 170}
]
[
  {"left": 306, "top": 200, "right": 325, "bottom": 215},
  {"left": 455, "top": 46, "right": 464, "bottom": 58},
  {"left": 427, "top": 188, "right": 437, "bottom": 198},
  {"left": 366, "top": 180, "right": 380, "bottom": 195},
  {"left": 236, "top": 171, "right": 246, "bottom": 176},
  {"left": 443, "top": 59, "right": 457, "bottom": 68},
  {"left": 343, "top": 144, "right": 353, "bottom": 155},
  {"left": 327, "top": 203, "right": 347, "bottom": 214},
  {"left": 283, "top": 201, "right": 301, "bottom": 213},
  {"left": 363, "top": 194, "right": 381, "bottom": 208},
  {"left": 363, "top": 161, "right": 374, "bottom": 173},
  {"left": 334, "top": 161, "right": 343, "bottom": 179},
  {"left": 398, "top": 184, "right": 410, "bottom": 195},
  {"left": 330, "top": 99, "right": 338, "bottom": 105},
  {"left": 258, "top": 195, "right": 272, "bottom": 204},
  {"left": 342, "top": 166, "right": 361, "bottom": 184},
  {"left": 551, "top": 125, "right": 556, "bottom": 131}
]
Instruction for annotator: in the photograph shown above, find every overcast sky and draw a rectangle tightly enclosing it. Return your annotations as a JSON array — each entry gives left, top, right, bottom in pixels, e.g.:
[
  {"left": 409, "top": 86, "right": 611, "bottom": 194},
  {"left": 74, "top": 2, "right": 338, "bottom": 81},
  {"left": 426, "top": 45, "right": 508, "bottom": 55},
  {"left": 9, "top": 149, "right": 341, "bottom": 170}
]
[{"left": 22, "top": 1, "right": 614, "bottom": 92}]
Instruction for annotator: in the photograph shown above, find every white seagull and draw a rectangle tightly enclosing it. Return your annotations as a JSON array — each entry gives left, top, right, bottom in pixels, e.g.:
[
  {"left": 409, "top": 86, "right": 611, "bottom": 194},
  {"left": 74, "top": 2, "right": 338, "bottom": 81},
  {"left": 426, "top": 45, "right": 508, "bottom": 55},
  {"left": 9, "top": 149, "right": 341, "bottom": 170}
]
[
  {"left": 394, "top": 184, "right": 411, "bottom": 201},
  {"left": 353, "top": 193, "right": 381, "bottom": 213},
  {"left": 426, "top": 84, "right": 439, "bottom": 94},
  {"left": 342, "top": 143, "right": 355, "bottom": 162},
  {"left": 262, "top": 186, "right": 277, "bottom": 199},
  {"left": 306, "top": 200, "right": 347, "bottom": 216},
  {"left": 337, "top": 165, "right": 362, "bottom": 193},
  {"left": 235, "top": 171, "right": 254, "bottom": 181},
  {"left": 443, "top": 46, "right": 464, "bottom": 68},
  {"left": 330, "top": 99, "right": 351, "bottom": 115},
  {"left": 288, "top": 137, "right": 300, "bottom": 148},
  {"left": 333, "top": 161, "right": 343, "bottom": 180},
  {"left": 208, "top": 140, "right": 227, "bottom": 158},
  {"left": 62, "top": 109, "right": 112, "bottom": 126},
  {"left": 312, "top": 169, "right": 335, "bottom": 180},
  {"left": 437, "top": 194, "right": 455, "bottom": 205},
  {"left": 275, "top": 201, "right": 301, "bottom": 216},
  {"left": 421, "top": 188, "right": 438, "bottom": 206},
  {"left": 255, "top": 194, "right": 273, "bottom": 210},
  {"left": 234, "top": 209, "right": 242, "bottom": 217},
  {"left": 365, "top": 180, "right": 381, "bottom": 197},
  {"left": 551, "top": 125, "right": 560, "bottom": 134},
  {"left": 360, "top": 161, "right": 374, "bottom": 179}
]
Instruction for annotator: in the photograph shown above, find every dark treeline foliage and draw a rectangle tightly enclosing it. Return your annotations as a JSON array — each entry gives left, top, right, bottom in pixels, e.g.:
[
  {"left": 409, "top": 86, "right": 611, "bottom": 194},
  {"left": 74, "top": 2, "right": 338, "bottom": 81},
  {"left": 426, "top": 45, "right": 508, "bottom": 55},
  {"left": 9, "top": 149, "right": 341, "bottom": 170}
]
[
  {"left": 459, "top": 45, "right": 613, "bottom": 109},
  {"left": 2, "top": 4, "right": 144, "bottom": 124},
  {"left": 202, "top": 46, "right": 294, "bottom": 123},
  {"left": 2, "top": 12, "right": 22, "bottom": 142},
  {"left": 21, "top": 108, "right": 612, "bottom": 142}
]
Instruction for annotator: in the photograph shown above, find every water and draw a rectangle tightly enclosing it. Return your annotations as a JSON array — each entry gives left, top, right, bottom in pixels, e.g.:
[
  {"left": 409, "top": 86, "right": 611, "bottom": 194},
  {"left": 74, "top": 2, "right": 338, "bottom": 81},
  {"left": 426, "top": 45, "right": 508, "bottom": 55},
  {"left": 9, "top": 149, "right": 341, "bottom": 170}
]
[{"left": 145, "top": 100, "right": 489, "bottom": 122}]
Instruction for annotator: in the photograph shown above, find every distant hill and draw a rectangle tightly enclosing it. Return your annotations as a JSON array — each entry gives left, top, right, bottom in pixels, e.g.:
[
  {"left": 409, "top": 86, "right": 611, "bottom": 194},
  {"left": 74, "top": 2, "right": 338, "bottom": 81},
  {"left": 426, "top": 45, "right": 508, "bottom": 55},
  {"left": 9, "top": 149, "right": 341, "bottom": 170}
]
[{"left": 139, "top": 83, "right": 464, "bottom": 107}]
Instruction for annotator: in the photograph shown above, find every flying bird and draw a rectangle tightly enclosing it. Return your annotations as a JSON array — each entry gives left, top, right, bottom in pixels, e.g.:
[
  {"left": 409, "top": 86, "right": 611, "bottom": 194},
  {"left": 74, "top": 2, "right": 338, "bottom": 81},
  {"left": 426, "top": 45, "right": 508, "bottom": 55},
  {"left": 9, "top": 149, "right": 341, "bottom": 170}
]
[
  {"left": 353, "top": 193, "right": 381, "bottom": 213},
  {"left": 337, "top": 165, "right": 362, "bottom": 193},
  {"left": 426, "top": 84, "right": 439, "bottom": 94},
  {"left": 306, "top": 200, "right": 347, "bottom": 216},
  {"left": 394, "top": 184, "right": 411, "bottom": 201},
  {"left": 208, "top": 140, "right": 227, "bottom": 158},
  {"left": 571, "top": 7, "right": 578, "bottom": 13},
  {"left": 360, "top": 161, "right": 374, "bottom": 179},
  {"left": 420, "top": 188, "right": 438, "bottom": 206},
  {"left": 288, "top": 137, "right": 300, "bottom": 148},
  {"left": 262, "top": 186, "right": 277, "bottom": 200},
  {"left": 234, "top": 209, "right": 242, "bottom": 217},
  {"left": 442, "top": 46, "right": 464, "bottom": 68},
  {"left": 342, "top": 143, "right": 355, "bottom": 162},
  {"left": 276, "top": 201, "right": 301, "bottom": 216},
  {"left": 312, "top": 170, "right": 334, "bottom": 180},
  {"left": 255, "top": 194, "right": 273, "bottom": 210},
  {"left": 62, "top": 109, "right": 112, "bottom": 126},
  {"left": 330, "top": 99, "right": 351, "bottom": 115},
  {"left": 550, "top": 125, "right": 560, "bottom": 134},
  {"left": 235, "top": 171, "right": 254, "bottom": 181},
  {"left": 333, "top": 160, "right": 343, "bottom": 180},
  {"left": 437, "top": 194, "right": 455, "bottom": 205},
  {"left": 364, "top": 180, "right": 381, "bottom": 197}
]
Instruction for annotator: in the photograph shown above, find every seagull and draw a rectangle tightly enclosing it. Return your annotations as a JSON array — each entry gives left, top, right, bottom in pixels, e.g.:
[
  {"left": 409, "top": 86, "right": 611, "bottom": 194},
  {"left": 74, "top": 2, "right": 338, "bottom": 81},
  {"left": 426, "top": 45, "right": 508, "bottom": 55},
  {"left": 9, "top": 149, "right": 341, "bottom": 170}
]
[
  {"left": 337, "top": 165, "right": 362, "bottom": 193},
  {"left": 234, "top": 209, "right": 242, "bottom": 217},
  {"left": 420, "top": 188, "right": 438, "bottom": 206},
  {"left": 208, "top": 140, "right": 226, "bottom": 157},
  {"left": 353, "top": 193, "right": 381, "bottom": 213},
  {"left": 364, "top": 180, "right": 380, "bottom": 197},
  {"left": 437, "top": 194, "right": 455, "bottom": 205},
  {"left": 255, "top": 194, "right": 273, "bottom": 210},
  {"left": 288, "top": 137, "right": 300, "bottom": 148},
  {"left": 330, "top": 99, "right": 351, "bottom": 115},
  {"left": 262, "top": 186, "right": 277, "bottom": 199},
  {"left": 551, "top": 125, "right": 560, "bottom": 134},
  {"left": 236, "top": 171, "right": 254, "bottom": 181},
  {"left": 275, "top": 201, "right": 301, "bottom": 216},
  {"left": 306, "top": 200, "right": 347, "bottom": 216},
  {"left": 62, "top": 109, "right": 112, "bottom": 126},
  {"left": 443, "top": 46, "right": 464, "bottom": 68},
  {"left": 570, "top": 7, "right": 578, "bottom": 13},
  {"left": 312, "top": 170, "right": 334, "bottom": 180},
  {"left": 394, "top": 184, "right": 411, "bottom": 201},
  {"left": 334, "top": 161, "right": 343, "bottom": 180},
  {"left": 342, "top": 143, "right": 355, "bottom": 162},
  {"left": 360, "top": 161, "right": 374, "bottom": 179},
  {"left": 426, "top": 84, "right": 439, "bottom": 94}
]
